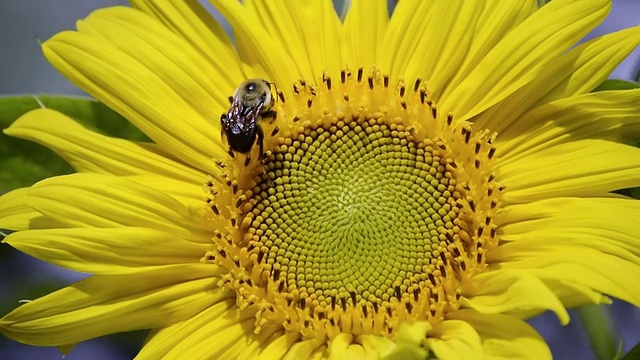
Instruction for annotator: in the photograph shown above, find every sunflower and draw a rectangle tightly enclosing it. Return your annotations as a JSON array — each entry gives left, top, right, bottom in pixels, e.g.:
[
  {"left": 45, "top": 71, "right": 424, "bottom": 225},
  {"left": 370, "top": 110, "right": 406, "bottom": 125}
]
[{"left": 2, "top": 0, "right": 640, "bottom": 358}]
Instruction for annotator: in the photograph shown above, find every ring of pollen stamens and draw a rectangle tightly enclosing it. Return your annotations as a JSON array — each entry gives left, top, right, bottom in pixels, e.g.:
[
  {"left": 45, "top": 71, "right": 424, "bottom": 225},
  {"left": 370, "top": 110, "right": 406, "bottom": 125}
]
[{"left": 203, "top": 67, "right": 503, "bottom": 341}]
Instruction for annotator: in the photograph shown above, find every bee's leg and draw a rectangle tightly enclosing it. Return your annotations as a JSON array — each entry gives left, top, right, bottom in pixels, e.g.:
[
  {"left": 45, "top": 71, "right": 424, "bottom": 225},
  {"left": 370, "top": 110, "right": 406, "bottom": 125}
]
[
  {"left": 257, "top": 126, "right": 265, "bottom": 160},
  {"left": 262, "top": 110, "right": 277, "bottom": 124}
]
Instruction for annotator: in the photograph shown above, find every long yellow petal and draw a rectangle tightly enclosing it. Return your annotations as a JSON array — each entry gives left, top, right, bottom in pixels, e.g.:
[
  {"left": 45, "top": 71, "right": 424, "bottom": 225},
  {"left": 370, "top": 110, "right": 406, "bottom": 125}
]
[
  {"left": 5, "top": 109, "right": 207, "bottom": 183},
  {"left": 0, "top": 264, "right": 230, "bottom": 346},
  {"left": 25, "top": 174, "right": 209, "bottom": 240},
  {"left": 442, "top": 0, "right": 610, "bottom": 121},
  {"left": 448, "top": 310, "right": 552, "bottom": 360},
  {"left": 4, "top": 227, "right": 207, "bottom": 274},
  {"left": 500, "top": 140, "right": 640, "bottom": 203}
]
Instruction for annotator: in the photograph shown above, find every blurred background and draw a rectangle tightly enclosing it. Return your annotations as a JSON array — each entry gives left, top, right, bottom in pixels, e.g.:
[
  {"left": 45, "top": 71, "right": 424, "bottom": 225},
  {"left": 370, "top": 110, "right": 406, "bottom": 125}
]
[{"left": 0, "top": 1, "right": 639, "bottom": 359}]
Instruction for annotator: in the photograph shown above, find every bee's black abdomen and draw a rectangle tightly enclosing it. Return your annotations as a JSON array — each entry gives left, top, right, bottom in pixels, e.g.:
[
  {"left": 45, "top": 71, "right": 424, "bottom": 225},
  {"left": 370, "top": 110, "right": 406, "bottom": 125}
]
[{"left": 226, "top": 129, "right": 257, "bottom": 153}]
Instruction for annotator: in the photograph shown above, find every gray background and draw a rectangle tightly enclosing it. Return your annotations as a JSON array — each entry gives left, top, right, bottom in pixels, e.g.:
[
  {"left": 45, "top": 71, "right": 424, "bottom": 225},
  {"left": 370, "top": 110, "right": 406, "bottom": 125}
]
[{"left": 0, "top": 1, "right": 638, "bottom": 359}]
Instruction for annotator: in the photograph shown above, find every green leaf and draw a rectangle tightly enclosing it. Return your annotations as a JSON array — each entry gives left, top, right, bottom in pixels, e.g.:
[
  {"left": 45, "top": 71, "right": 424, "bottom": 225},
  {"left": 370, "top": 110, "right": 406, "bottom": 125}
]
[
  {"left": 0, "top": 95, "right": 147, "bottom": 191},
  {"left": 621, "top": 341, "right": 640, "bottom": 360},
  {"left": 592, "top": 79, "right": 640, "bottom": 92}
]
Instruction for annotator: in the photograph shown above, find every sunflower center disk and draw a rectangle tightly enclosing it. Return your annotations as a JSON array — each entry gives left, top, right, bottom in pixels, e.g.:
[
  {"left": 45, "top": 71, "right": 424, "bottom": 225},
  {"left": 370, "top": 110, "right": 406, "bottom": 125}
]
[{"left": 205, "top": 69, "right": 504, "bottom": 340}]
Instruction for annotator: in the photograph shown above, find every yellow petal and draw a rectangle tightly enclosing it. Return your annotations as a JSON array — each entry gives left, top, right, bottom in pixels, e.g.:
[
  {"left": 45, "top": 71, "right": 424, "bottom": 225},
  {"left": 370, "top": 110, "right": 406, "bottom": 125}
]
[
  {"left": 4, "top": 227, "right": 207, "bottom": 274},
  {"left": 426, "top": 319, "right": 483, "bottom": 360},
  {"left": 25, "top": 174, "right": 209, "bottom": 240},
  {"left": 462, "top": 269, "right": 569, "bottom": 325},
  {"left": 209, "top": 0, "right": 300, "bottom": 85},
  {"left": 343, "top": 0, "right": 388, "bottom": 69},
  {"left": 442, "top": 0, "right": 610, "bottom": 121},
  {"left": 497, "top": 89, "right": 640, "bottom": 159},
  {"left": 443, "top": 1, "right": 537, "bottom": 101},
  {"left": 130, "top": 0, "right": 244, "bottom": 89},
  {"left": 0, "top": 264, "right": 229, "bottom": 346},
  {"left": 43, "top": 31, "right": 223, "bottom": 175},
  {"left": 5, "top": 109, "right": 206, "bottom": 182},
  {"left": 500, "top": 140, "right": 640, "bottom": 203},
  {"left": 476, "top": 26, "right": 640, "bottom": 131},
  {"left": 0, "top": 189, "right": 42, "bottom": 231},
  {"left": 402, "top": 1, "right": 485, "bottom": 101},
  {"left": 448, "top": 310, "right": 552, "bottom": 360}
]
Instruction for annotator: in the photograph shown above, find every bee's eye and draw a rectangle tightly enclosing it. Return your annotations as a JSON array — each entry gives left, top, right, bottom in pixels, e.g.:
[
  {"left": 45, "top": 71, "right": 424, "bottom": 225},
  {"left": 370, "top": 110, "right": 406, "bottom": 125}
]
[{"left": 246, "top": 82, "right": 257, "bottom": 92}]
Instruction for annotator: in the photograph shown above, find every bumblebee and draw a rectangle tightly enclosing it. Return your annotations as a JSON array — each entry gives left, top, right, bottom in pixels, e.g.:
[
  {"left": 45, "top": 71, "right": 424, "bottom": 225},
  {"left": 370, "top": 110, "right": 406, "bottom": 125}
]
[{"left": 220, "top": 78, "right": 277, "bottom": 160}]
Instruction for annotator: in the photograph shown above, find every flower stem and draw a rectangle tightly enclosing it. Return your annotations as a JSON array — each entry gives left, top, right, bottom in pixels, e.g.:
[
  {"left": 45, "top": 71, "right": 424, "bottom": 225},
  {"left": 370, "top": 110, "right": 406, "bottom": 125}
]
[{"left": 577, "top": 304, "right": 617, "bottom": 360}]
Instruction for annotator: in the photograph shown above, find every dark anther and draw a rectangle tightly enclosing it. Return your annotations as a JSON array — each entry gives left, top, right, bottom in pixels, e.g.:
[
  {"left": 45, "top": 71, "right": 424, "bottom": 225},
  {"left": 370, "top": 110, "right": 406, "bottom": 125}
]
[
  {"left": 475, "top": 159, "right": 481, "bottom": 169},
  {"left": 341, "top": 69, "right": 346, "bottom": 83},
  {"left": 343, "top": 94, "right": 350, "bottom": 101},
  {"left": 399, "top": 85, "right": 406, "bottom": 97},
  {"left": 273, "top": 268, "right": 281, "bottom": 281},
  {"left": 428, "top": 273, "right": 436, "bottom": 286},
  {"left": 232, "top": 183, "right": 238, "bottom": 194},
  {"left": 278, "top": 91, "right": 285, "bottom": 103},
  {"left": 405, "top": 302, "right": 413, "bottom": 314},
  {"left": 383, "top": 75, "right": 389, "bottom": 88},
  {"left": 271, "top": 127, "right": 279, "bottom": 136},
  {"left": 233, "top": 258, "right": 240, "bottom": 267},
  {"left": 218, "top": 249, "right": 227, "bottom": 258},
  {"left": 244, "top": 156, "right": 252, "bottom": 167},
  {"left": 477, "top": 253, "right": 483, "bottom": 263},
  {"left": 300, "top": 80, "right": 307, "bottom": 86},
  {"left": 485, "top": 216, "right": 492, "bottom": 226},
  {"left": 341, "top": 296, "right": 347, "bottom": 310},
  {"left": 228, "top": 96, "right": 233, "bottom": 104},
  {"left": 278, "top": 281, "right": 285, "bottom": 292},
  {"left": 446, "top": 114, "right": 453, "bottom": 125},
  {"left": 386, "top": 306, "right": 393, "bottom": 317},
  {"left": 395, "top": 285, "right": 401, "bottom": 300},
  {"left": 449, "top": 161, "right": 458, "bottom": 169},
  {"left": 430, "top": 308, "right": 436, "bottom": 316},
  {"left": 293, "top": 115, "right": 301, "bottom": 122},
  {"left": 477, "top": 227, "right": 484, "bottom": 237},
  {"left": 475, "top": 143, "right": 481, "bottom": 154},
  {"left": 331, "top": 295, "right": 336, "bottom": 310},
  {"left": 490, "top": 228, "right": 497, "bottom": 238},
  {"left": 318, "top": 311, "right": 325, "bottom": 320},
  {"left": 257, "top": 250, "right": 265, "bottom": 263},
  {"left": 330, "top": 318, "right": 336, "bottom": 326},
  {"left": 227, "top": 149, "right": 235, "bottom": 158},
  {"left": 373, "top": 301, "right": 379, "bottom": 313},
  {"left": 326, "top": 77, "right": 332, "bottom": 90},
  {"left": 413, "top": 288, "right": 420, "bottom": 302},
  {"left": 414, "top": 78, "right": 422, "bottom": 92},
  {"left": 309, "top": 87, "right": 316, "bottom": 96},
  {"left": 350, "top": 290, "right": 357, "bottom": 306},
  {"left": 293, "top": 84, "right": 300, "bottom": 94},
  {"left": 488, "top": 147, "right": 496, "bottom": 159},
  {"left": 439, "top": 265, "right": 447, "bottom": 277},
  {"left": 469, "top": 200, "right": 476, "bottom": 212},
  {"left": 299, "top": 298, "right": 306, "bottom": 310},
  {"left": 207, "top": 255, "right": 215, "bottom": 261},
  {"left": 460, "top": 261, "right": 467, "bottom": 271},
  {"left": 368, "top": 77, "right": 374, "bottom": 89},
  {"left": 400, "top": 101, "right": 407, "bottom": 110},
  {"left": 307, "top": 98, "right": 313, "bottom": 108},
  {"left": 453, "top": 247, "right": 461, "bottom": 257},
  {"left": 433, "top": 293, "right": 439, "bottom": 302},
  {"left": 235, "top": 198, "right": 244, "bottom": 208},
  {"left": 420, "top": 89, "right": 426, "bottom": 104},
  {"left": 357, "top": 67, "right": 364, "bottom": 82},
  {"left": 211, "top": 205, "right": 220, "bottom": 215},
  {"left": 287, "top": 297, "right": 293, "bottom": 306},
  {"left": 362, "top": 304, "right": 368, "bottom": 318},
  {"left": 465, "top": 131, "right": 471, "bottom": 144},
  {"left": 431, "top": 106, "right": 437, "bottom": 119},
  {"left": 440, "top": 252, "right": 447, "bottom": 264},
  {"left": 231, "top": 217, "right": 237, "bottom": 226}
]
